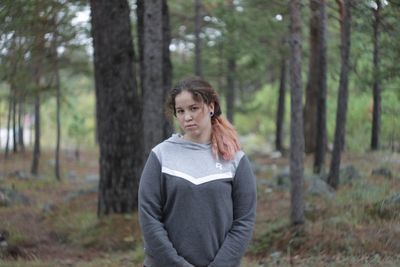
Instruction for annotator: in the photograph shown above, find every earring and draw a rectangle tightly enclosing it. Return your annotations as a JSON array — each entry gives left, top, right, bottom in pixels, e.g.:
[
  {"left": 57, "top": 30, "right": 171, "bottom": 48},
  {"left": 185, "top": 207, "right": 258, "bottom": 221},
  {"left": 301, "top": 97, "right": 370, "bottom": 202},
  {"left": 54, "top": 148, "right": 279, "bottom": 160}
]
[{"left": 210, "top": 111, "right": 214, "bottom": 117}]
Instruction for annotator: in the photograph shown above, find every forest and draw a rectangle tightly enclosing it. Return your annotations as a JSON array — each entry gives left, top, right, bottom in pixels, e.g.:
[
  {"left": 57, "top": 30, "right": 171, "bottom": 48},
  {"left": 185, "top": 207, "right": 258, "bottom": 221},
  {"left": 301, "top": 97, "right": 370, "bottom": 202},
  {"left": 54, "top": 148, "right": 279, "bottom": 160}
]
[{"left": 1, "top": 0, "right": 400, "bottom": 266}]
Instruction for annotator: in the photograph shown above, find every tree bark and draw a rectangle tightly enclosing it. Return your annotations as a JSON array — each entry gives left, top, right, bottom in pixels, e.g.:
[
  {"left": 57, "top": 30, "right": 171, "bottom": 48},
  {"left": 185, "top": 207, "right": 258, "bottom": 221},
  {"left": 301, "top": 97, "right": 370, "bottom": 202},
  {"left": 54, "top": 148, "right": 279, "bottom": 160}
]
[
  {"left": 327, "top": 0, "right": 352, "bottom": 190},
  {"left": 194, "top": 0, "right": 203, "bottom": 77},
  {"left": 31, "top": 94, "right": 40, "bottom": 175},
  {"left": 303, "top": 0, "right": 319, "bottom": 154},
  {"left": 138, "top": 0, "right": 173, "bottom": 138},
  {"left": 30, "top": 4, "right": 45, "bottom": 175},
  {"left": 371, "top": 0, "right": 381, "bottom": 150},
  {"left": 275, "top": 56, "right": 287, "bottom": 152},
  {"left": 226, "top": 57, "right": 236, "bottom": 124},
  {"left": 313, "top": 0, "right": 328, "bottom": 174},
  {"left": 18, "top": 96, "right": 25, "bottom": 152},
  {"left": 142, "top": 0, "right": 165, "bottom": 160},
  {"left": 12, "top": 90, "right": 17, "bottom": 153},
  {"left": 289, "top": 0, "right": 305, "bottom": 225},
  {"left": 5, "top": 93, "right": 12, "bottom": 158},
  {"left": 162, "top": 0, "right": 174, "bottom": 138},
  {"left": 137, "top": 0, "right": 144, "bottom": 95},
  {"left": 54, "top": 41, "right": 61, "bottom": 181},
  {"left": 90, "top": 0, "right": 143, "bottom": 216}
]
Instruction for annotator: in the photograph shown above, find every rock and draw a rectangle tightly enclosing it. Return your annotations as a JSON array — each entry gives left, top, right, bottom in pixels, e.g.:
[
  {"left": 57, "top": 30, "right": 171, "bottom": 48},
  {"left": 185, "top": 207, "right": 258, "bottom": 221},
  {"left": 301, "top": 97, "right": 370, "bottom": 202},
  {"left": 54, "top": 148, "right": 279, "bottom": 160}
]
[
  {"left": 270, "top": 251, "right": 282, "bottom": 264},
  {"left": 67, "top": 171, "right": 77, "bottom": 180},
  {"left": 0, "top": 192, "right": 10, "bottom": 207},
  {"left": 251, "top": 162, "right": 270, "bottom": 175},
  {"left": 0, "top": 187, "right": 31, "bottom": 206},
  {"left": 375, "top": 193, "right": 400, "bottom": 220},
  {"left": 269, "top": 151, "right": 282, "bottom": 159},
  {"left": 307, "top": 178, "right": 335, "bottom": 199},
  {"left": 42, "top": 202, "right": 56, "bottom": 215},
  {"left": 85, "top": 174, "right": 99, "bottom": 183},
  {"left": 8, "top": 170, "right": 30, "bottom": 180},
  {"left": 274, "top": 167, "right": 290, "bottom": 189},
  {"left": 371, "top": 167, "right": 393, "bottom": 179},
  {"left": 0, "top": 230, "right": 9, "bottom": 259},
  {"left": 63, "top": 187, "right": 97, "bottom": 203},
  {"left": 339, "top": 165, "right": 361, "bottom": 184}
]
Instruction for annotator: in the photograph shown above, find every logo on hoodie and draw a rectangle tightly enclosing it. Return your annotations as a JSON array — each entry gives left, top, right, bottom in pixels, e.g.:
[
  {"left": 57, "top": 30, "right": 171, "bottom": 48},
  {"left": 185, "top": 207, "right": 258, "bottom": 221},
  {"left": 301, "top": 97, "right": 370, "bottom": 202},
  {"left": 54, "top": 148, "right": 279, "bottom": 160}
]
[{"left": 215, "top": 162, "right": 223, "bottom": 170}]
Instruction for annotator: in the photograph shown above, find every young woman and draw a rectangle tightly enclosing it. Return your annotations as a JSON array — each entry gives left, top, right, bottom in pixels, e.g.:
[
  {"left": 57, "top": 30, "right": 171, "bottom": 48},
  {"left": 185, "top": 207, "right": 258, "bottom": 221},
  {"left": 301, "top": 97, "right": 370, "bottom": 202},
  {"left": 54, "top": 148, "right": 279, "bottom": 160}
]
[{"left": 138, "top": 76, "right": 257, "bottom": 267}]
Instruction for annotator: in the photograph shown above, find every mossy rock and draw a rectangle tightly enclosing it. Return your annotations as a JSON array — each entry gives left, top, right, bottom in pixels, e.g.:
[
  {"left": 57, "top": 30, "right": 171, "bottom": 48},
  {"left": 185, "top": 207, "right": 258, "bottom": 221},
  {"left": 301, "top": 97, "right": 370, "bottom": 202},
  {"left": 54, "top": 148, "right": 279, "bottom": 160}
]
[
  {"left": 339, "top": 165, "right": 362, "bottom": 185},
  {"left": 365, "top": 193, "right": 400, "bottom": 220}
]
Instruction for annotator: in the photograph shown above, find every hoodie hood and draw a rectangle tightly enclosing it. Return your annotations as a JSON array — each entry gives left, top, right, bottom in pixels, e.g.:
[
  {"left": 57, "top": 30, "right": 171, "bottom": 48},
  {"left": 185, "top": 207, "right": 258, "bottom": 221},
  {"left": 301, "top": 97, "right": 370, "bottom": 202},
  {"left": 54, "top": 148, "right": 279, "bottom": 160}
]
[{"left": 165, "top": 133, "right": 211, "bottom": 151}]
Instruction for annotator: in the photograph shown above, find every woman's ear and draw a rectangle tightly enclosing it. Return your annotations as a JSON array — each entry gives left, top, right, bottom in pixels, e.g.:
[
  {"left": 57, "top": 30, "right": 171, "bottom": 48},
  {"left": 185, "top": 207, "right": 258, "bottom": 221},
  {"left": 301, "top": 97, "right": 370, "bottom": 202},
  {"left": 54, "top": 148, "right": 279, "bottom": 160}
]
[{"left": 209, "top": 102, "right": 215, "bottom": 114}]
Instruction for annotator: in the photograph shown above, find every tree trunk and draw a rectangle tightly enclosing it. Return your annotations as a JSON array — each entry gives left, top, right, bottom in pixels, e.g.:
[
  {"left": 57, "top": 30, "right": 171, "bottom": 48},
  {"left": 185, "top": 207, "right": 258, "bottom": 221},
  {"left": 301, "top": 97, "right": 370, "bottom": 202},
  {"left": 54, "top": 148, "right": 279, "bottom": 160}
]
[
  {"left": 55, "top": 77, "right": 61, "bottom": 180},
  {"left": 31, "top": 94, "right": 40, "bottom": 175},
  {"left": 327, "top": 0, "right": 352, "bottom": 190},
  {"left": 275, "top": 56, "right": 287, "bottom": 152},
  {"left": 90, "top": 0, "right": 143, "bottom": 216},
  {"left": 137, "top": 0, "right": 144, "bottom": 95},
  {"left": 371, "top": 0, "right": 381, "bottom": 150},
  {"left": 30, "top": 6, "right": 45, "bottom": 175},
  {"left": 226, "top": 57, "right": 236, "bottom": 124},
  {"left": 313, "top": 0, "right": 328, "bottom": 174},
  {"left": 142, "top": 0, "right": 165, "bottom": 160},
  {"left": 303, "top": 0, "right": 319, "bottom": 154},
  {"left": 289, "top": 0, "right": 305, "bottom": 225},
  {"left": 194, "top": 0, "right": 202, "bottom": 77},
  {"left": 5, "top": 93, "right": 12, "bottom": 158},
  {"left": 18, "top": 96, "right": 25, "bottom": 152},
  {"left": 12, "top": 90, "right": 17, "bottom": 153},
  {"left": 138, "top": 0, "right": 173, "bottom": 138},
  {"left": 54, "top": 46, "right": 61, "bottom": 181},
  {"left": 162, "top": 0, "right": 174, "bottom": 138}
]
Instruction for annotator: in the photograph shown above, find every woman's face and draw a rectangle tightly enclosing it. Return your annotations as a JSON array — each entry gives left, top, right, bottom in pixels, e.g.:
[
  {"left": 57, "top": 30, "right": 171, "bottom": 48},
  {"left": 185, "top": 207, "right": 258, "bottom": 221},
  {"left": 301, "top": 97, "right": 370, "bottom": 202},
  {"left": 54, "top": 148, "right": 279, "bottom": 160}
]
[{"left": 174, "top": 90, "right": 214, "bottom": 143}]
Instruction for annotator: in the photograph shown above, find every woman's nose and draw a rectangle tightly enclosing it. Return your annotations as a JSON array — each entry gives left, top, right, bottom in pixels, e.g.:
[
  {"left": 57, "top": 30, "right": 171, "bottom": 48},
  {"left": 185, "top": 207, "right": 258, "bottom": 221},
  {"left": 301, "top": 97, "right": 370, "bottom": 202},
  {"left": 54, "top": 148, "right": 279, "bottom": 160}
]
[{"left": 184, "top": 112, "right": 193, "bottom": 121}]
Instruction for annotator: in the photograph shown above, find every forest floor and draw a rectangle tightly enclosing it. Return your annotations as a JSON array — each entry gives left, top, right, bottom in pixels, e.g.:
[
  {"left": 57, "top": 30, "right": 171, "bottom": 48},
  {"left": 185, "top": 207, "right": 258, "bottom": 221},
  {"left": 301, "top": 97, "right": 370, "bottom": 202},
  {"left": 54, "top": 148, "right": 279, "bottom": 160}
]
[{"left": 0, "top": 147, "right": 400, "bottom": 267}]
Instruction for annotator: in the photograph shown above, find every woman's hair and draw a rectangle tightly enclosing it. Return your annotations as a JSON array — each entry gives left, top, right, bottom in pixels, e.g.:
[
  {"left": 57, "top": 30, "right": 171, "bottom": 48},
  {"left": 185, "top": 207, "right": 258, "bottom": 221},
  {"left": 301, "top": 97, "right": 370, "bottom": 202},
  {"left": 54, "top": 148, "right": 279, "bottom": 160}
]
[{"left": 167, "top": 76, "right": 240, "bottom": 160}]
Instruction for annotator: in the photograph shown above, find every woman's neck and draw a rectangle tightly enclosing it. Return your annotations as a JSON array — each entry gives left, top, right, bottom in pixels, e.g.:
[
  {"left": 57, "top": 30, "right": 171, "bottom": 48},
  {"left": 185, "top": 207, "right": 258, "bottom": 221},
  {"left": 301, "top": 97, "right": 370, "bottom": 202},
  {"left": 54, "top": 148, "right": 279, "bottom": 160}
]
[{"left": 183, "top": 131, "right": 211, "bottom": 144}]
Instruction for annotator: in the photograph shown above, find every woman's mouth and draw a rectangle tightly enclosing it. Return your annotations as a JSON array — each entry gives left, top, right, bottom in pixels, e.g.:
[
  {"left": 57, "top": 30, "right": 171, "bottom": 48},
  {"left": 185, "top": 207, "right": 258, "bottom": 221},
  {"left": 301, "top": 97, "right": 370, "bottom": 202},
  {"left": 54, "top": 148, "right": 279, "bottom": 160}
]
[{"left": 185, "top": 124, "right": 197, "bottom": 129}]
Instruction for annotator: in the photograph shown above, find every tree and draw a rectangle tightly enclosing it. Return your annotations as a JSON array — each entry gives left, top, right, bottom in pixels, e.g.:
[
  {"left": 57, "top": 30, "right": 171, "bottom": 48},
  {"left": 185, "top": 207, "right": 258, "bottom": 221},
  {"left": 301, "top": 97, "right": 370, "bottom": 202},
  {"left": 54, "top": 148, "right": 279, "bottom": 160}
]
[
  {"left": 370, "top": 0, "right": 382, "bottom": 150},
  {"left": 141, "top": 0, "right": 171, "bottom": 160},
  {"left": 136, "top": 0, "right": 144, "bottom": 91},
  {"left": 12, "top": 87, "right": 17, "bottom": 153},
  {"left": 275, "top": 53, "right": 287, "bottom": 152},
  {"left": 30, "top": 2, "right": 46, "bottom": 176},
  {"left": 289, "top": 0, "right": 305, "bottom": 225},
  {"left": 90, "top": 0, "right": 143, "bottom": 216},
  {"left": 226, "top": 56, "right": 236, "bottom": 123},
  {"left": 162, "top": 0, "right": 174, "bottom": 138},
  {"left": 224, "top": 1, "right": 238, "bottom": 124},
  {"left": 31, "top": 93, "right": 41, "bottom": 175},
  {"left": 303, "top": 0, "right": 320, "bottom": 154},
  {"left": 5, "top": 93, "right": 12, "bottom": 157},
  {"left": 17, "top": 95, "right": 25, "bottom": 151},
  {"left": 313, "top": 0, "right": 328, "bottom": 174},
  {"left": 194, "top": 0, "right": 203, "bottom": 77},
  {"left": 327, "top": 0, "right": 352, "bottom": 190},
  {"left": 51, "top": 33, "right": 62, "bottom": 181}
]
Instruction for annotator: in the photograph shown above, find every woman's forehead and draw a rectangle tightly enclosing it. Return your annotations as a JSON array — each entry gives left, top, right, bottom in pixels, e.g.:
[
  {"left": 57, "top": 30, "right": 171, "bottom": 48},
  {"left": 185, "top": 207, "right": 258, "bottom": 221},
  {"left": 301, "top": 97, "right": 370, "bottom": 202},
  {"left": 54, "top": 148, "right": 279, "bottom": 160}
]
[{"left": 175, "top": 91, "right": 203, "bottom": 106}]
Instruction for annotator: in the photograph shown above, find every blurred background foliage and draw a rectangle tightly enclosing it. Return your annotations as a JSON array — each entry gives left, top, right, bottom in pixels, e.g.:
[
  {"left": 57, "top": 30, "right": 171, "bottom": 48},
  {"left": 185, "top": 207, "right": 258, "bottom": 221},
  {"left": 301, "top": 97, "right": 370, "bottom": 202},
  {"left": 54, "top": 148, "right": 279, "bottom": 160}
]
[{"left": 0, "top": 0, "right": 398, "bottom": 152}]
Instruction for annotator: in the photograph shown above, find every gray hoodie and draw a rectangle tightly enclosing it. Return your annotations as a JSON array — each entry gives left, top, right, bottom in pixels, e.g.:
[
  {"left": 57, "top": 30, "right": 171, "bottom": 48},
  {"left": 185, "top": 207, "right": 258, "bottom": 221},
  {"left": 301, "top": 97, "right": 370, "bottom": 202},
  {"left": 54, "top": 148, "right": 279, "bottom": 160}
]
[{"left": 138, "top": 134, "right": 257, "bottom": 267}]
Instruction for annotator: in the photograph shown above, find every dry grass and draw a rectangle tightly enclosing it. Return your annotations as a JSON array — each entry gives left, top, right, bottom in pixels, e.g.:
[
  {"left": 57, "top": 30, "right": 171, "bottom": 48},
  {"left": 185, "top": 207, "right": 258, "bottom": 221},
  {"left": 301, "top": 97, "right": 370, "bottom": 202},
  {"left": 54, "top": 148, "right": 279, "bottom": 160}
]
[{"left": 1, "top": 148, "right": 400, "bottom": 266}]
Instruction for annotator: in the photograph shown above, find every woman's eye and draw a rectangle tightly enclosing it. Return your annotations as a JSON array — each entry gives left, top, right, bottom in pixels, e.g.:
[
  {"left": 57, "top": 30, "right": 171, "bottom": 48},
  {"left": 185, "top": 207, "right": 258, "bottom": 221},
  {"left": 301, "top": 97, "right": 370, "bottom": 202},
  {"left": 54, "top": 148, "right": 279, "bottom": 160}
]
[
  {"left": 177, "top": 110, "right": 184, "bottom": 114},
  {"left": 191, "top": 106, "right": 198, "bottom": 111}
]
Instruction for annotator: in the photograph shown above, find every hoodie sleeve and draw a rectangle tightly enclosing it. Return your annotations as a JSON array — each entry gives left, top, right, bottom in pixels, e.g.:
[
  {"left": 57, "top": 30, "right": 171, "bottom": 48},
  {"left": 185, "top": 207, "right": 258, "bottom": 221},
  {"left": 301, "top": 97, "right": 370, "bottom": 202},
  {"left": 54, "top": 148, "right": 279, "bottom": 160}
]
[
  {"left": 208, "top": 155, "right": 257, "bottom": 267},
  {"left": 138, "top": 151, "right": 194, "bottom": 267}
]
